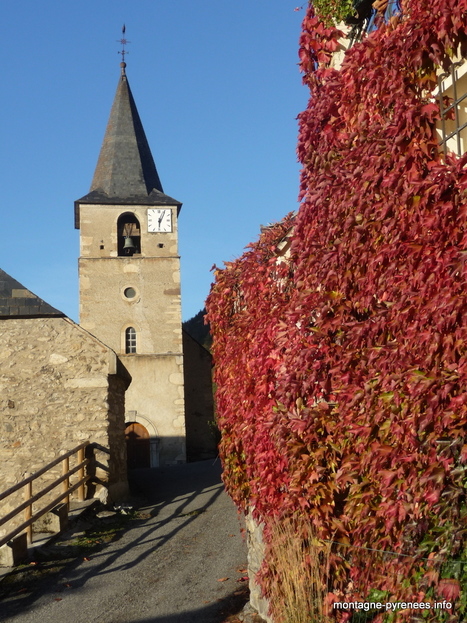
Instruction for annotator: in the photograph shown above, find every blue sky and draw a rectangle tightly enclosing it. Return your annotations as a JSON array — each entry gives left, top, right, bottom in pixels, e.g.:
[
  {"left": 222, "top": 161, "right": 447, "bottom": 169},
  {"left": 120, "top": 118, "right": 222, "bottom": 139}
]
[{"left": 2, "top": 1, "right": 308, "bottom": 321}]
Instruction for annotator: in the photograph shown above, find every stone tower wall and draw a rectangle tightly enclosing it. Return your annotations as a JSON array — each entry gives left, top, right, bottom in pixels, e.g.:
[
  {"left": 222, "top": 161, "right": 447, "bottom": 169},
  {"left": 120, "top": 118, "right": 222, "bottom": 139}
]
[{"left": 78, "top": 201, "right": 186, "bottom": 465}]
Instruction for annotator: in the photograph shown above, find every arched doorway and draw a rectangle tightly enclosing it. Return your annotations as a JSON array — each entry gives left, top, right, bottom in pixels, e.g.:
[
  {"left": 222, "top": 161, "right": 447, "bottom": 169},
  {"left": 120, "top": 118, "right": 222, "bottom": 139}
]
[{"left": 125, "top": 422, "right": 150, "bottom": 469}]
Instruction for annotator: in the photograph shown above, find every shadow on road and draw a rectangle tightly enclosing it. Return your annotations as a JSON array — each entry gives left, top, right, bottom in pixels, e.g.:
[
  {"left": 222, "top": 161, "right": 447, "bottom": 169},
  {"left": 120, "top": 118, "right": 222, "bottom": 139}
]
[
  {"left": 123, "top": 587, "right": 250, "bottom": 623},
  {"left": 71, "top": 458, "right": 227, "bottom": 579},
  {"left": 128, "top": 457, "right": 224, "bottom": 504},
  {"left": 0, "top": 459, "right": 247, "bottom": 622}
]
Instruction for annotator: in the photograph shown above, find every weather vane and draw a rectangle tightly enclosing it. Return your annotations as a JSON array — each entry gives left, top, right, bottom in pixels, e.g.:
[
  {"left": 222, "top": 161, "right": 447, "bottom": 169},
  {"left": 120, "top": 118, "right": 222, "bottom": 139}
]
[{"left": 117, "top": 24, "right": 130, "bottom": 62}]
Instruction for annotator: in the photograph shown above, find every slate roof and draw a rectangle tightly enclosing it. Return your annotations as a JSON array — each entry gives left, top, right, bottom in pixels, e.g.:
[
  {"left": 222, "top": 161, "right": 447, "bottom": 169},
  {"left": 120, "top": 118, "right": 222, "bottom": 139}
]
[
  {"left": 0, "top": 269, "right": 64, "bottom": 318},
  {"left": 75, "top": 63, "right": 181, "bottom": 227}
]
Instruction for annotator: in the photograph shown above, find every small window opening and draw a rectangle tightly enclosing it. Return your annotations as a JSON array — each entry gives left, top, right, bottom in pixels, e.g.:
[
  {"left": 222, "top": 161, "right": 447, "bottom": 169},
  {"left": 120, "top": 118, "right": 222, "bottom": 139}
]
[
  {"left": 125, "top": 327, "right": 137, "bottom": 353},
  {"left": 118, "top": 213, "right": 141, "bottom": 256}
]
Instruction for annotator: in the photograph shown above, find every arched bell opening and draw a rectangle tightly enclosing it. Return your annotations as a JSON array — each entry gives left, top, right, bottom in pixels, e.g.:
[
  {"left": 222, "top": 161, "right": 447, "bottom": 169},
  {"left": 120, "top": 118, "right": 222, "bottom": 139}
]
[{"left": 117, "top": 213, "right": 141, "bottom": 256}]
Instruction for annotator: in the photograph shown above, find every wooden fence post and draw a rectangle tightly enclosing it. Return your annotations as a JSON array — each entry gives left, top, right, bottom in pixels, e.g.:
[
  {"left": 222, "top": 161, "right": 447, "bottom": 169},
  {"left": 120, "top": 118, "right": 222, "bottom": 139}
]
[
  {"left": 62, "top": 456, "right": 70, "bottom": 510},
  {"left": 77, "top": 446, "right": 85, "bottom": 502},
  {"left": 24, "top": 476, "right": 32, "bottom": 545}
]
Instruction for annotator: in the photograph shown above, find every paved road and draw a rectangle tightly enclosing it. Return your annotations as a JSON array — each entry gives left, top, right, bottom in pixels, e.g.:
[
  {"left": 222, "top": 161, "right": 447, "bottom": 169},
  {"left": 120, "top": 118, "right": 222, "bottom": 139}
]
[{"left": 1, "top": 460, "right": 248, "bottom": 623}]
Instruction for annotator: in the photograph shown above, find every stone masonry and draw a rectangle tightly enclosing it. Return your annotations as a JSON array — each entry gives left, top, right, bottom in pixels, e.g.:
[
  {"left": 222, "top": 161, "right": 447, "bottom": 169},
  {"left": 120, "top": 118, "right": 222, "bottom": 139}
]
[{"left": 0, "top": 315, "right": 130, "bottom": 538}]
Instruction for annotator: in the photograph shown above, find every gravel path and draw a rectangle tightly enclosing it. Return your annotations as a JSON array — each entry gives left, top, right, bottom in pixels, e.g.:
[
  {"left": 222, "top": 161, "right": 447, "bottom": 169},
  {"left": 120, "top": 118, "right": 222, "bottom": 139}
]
[{"left": 0, "top": 460, "right": 249, "bottom": 623}]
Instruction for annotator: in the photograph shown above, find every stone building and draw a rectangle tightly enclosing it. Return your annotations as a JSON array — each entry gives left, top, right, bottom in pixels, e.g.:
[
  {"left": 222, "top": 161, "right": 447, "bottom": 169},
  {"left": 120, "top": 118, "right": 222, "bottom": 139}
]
[
  {"left": 0, "top": 59, "right": 217, "bottom": 532},
  {"left": 75, "top": 60, "right": 216, "bottom": 467},
  {"left": 182, "top": 330, "right": 217, "bottom": 461},
  {"left": 0, "top": 268, "right": 130, "bottom": 533}
]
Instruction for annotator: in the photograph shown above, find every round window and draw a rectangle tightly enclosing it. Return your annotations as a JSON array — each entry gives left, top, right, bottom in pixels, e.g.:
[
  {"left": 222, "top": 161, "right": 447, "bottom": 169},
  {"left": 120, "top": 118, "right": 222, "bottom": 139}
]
[{"left": 124, "top": 287, "right": 137, "bottom": 299}]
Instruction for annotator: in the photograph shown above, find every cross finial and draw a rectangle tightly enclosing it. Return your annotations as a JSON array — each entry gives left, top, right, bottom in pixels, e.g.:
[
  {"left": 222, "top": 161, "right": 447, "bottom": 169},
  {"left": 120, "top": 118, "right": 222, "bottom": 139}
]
[{"left": 117, "top": 24, "right": 130, "bottom": 72}]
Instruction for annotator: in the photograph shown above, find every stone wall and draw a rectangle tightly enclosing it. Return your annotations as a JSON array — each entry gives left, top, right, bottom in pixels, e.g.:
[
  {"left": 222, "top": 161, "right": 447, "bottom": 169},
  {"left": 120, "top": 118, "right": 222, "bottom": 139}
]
[
  {"left": 77, "top": 202, "right": 187, "bottom": 466},
  {"left": 0, "top": 316, "right": 130, "bottom": 537},
  {"left": 182, "top": 330, "right": 218, "bottom": 461},
  {"left": 245, "top": 510, "right": 273, "bottom": 623},
  {"left": 120, "top": 353, "right": 186, "bottom": 465}
]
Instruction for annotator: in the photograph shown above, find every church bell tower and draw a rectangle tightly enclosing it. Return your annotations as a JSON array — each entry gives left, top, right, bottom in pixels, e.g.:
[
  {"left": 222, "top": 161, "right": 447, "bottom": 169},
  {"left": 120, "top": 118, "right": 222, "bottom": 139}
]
[{"left": 75, "top": 60, "right": 186, "bottom": 466}]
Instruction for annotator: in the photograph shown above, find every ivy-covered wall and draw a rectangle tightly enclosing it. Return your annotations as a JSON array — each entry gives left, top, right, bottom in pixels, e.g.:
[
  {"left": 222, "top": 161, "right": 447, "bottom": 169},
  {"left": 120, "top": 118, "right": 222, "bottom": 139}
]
[{"left": 207, "top": 1, "right": 467, "bottom": 620}]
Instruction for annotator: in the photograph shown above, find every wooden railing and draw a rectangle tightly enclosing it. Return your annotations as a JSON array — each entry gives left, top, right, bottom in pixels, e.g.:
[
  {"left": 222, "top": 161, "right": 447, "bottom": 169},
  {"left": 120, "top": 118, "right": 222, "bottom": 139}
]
[{"left": 0, "top": 442, "right": 93, "bottom": 548}]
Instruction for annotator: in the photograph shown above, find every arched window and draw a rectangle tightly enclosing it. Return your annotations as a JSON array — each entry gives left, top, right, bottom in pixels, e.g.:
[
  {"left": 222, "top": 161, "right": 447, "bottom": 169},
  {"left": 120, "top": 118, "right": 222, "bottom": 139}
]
[
  {"left": 125, "top": 327, "right": 137, "bottom": 353},
  {"left": 117, "top": 213, "right": 141, "bottom": 256}
]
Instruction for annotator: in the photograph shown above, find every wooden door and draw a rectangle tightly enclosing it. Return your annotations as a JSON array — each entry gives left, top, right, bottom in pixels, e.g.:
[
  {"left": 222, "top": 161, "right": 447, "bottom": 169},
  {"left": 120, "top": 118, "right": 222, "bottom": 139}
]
[{"left": 125, "top": 422, "right": 150, "bottom": 469}]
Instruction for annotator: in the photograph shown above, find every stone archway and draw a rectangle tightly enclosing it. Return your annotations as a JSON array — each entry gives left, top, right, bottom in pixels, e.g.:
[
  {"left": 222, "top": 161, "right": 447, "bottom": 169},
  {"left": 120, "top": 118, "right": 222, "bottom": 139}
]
[
  {"left": 125, "top": 412, "right": 160, "bottom": 468},
  {"left": 125, "top": 422, "right": 150, "bottom": 469}
]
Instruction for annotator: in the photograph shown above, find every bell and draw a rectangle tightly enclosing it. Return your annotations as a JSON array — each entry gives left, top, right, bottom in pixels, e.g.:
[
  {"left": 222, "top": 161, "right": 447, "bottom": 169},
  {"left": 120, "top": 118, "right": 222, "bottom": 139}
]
[{"left": 123, "top": 236, "right": 136, "bottom": 254}]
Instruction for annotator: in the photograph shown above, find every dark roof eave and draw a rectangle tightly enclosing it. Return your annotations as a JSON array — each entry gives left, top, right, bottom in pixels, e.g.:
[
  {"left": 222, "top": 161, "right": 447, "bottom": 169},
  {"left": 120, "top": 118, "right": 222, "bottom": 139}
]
[{"left": 0, "top": 312, "right": 66, "bottom": 320}]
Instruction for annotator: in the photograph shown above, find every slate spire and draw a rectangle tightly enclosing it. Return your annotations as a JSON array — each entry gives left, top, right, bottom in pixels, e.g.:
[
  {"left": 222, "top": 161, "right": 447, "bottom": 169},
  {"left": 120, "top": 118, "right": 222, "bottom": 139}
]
[
  {"left": 75, "top": 60, "right": 181, "bottom": 228},
  {"left": 89, "top": 62, "right": 163, "bottom": 200}
]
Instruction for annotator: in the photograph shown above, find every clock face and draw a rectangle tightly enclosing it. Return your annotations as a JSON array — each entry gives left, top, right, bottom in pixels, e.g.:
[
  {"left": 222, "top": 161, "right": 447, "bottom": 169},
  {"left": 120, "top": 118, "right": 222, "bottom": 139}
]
[{"left": 147, "top": 208, "right": 172, "bottom": 233}]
